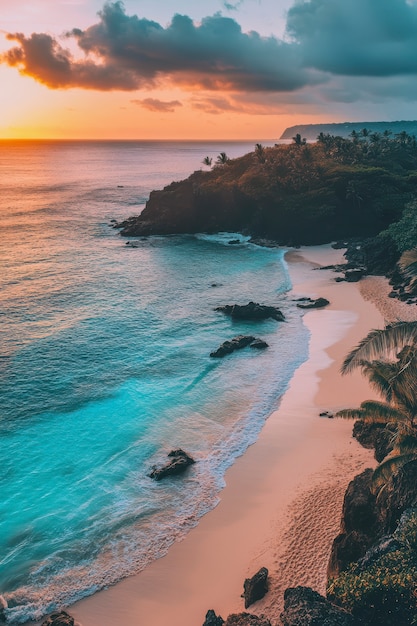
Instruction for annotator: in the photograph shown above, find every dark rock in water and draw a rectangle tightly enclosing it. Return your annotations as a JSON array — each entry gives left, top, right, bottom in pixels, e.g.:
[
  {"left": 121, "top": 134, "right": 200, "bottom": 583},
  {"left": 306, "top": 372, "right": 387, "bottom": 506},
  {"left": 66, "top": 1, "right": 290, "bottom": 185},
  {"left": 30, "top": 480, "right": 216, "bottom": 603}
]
[
  {"left": 228, "top": 239, "right": 241, "bottom": 245},
  {"left": 203, "top": 610, "right": 225, "bottom": 626},
  {"left": 281, "top": 587, "right": 357, "bottom": 626},
  {"left": 344, "top": 268, "right": 366, "bottom": 282},
  {"left": 148, "top": 449, "right": 195, "bottom": 481},
  {"left": 352, "top": 420, "right": 394, "bottom": 462},
  {"left": 242, "top": 567, "right": 268, "bottom": 609},
  {"left": 41, "top": 611, "right": 75, "bottom": 626},
  {"left": 249, "top": 339, "right": 269, "bottom": 350},
  {"left": 296, "top": 297, "right": 330, "bottom": 309},
  {"left": 224, "top": 614, "right": 271, "bottom": 626},
  {"left": 210, "top": 336, "right": 256, "bottom": 358},
  {"left": 215, "top": 302, "right": 285, "bottom": 322}
]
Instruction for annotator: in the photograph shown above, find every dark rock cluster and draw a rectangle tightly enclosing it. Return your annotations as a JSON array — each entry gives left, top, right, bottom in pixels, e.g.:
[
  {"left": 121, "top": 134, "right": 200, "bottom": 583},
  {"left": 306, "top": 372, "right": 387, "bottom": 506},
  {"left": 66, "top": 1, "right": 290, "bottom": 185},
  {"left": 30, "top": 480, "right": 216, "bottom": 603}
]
[
  {"left": 148, "top": 449, "right": 195, "bottom": 481},
  {"left": 210, "top": 336, "right": 268, "bottom": 358},
  {"left": 214, "top": 302, "right": 285, "bottom": 322},
  {"left": 296, "top": 297, "right": 330, "bottom": 309}
]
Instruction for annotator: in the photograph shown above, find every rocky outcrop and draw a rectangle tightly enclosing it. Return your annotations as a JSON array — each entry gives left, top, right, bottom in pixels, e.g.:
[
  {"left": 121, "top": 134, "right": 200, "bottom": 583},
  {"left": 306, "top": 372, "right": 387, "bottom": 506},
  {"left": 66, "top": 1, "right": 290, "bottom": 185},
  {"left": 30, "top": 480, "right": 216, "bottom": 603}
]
[
  {"left": 344, "top": 268, "right": 366, "bottom": 282},
  {"left": 210, "top": 336, "right": 268, "bottom": 358},
  {"left": 352, "top": 420, "right": 394, "bottom": 462},
  {"left": 41, "top": 612, "right": 75, "bottom": 626},
  {"left": 281, "top": 587, "right": 357, "bottom": 626},
  {"left": 224, "top": 614, "right": 271, "bottom": 626},
  {"left": 296, "top": 297, "right": 330, "bottom": 309},
  {"left": 328, "top": 469, "right": 379, "bottom": 577},
  {"left": 214, "top": 302, "right": 285, "bottom": 322},
  {"left": 118, "top": 172, "right": 250, "bottom": 237},
  {"left": 148, "top": 449, "right": 195, "bottom": 480},
  {"left": 203, "top": 610, "right": 225, "bottom": 626},
  {"left": 249, "top": 339, "right": 269, "bottom": 350},
  {"left": 329, "top": 461, "right": 417, "bottom": 578},
  {"left": 376, "top": 460, "right": 417, "bottom": 534},
  {"left": 242, "top": 567, "right": 269, "bottom": 609}
]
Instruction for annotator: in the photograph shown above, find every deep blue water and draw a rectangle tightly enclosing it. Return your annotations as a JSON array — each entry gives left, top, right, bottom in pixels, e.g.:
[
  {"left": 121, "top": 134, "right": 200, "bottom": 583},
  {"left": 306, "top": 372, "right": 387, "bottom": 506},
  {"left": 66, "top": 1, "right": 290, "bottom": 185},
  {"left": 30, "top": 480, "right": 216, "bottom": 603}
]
[{"left": 0, "top": 141, "right": 309, "bottom": 624}]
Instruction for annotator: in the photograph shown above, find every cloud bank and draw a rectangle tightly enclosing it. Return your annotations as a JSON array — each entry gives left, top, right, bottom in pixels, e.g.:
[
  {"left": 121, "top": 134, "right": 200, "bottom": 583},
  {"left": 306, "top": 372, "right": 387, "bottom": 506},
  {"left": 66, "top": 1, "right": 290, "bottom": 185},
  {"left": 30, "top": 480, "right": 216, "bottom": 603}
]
[
  {"left": 2, "top": 0, "right": 417, "bottom": 109},
  {"left": 1, "top": 1, "right": 308, "bottom": 92}
]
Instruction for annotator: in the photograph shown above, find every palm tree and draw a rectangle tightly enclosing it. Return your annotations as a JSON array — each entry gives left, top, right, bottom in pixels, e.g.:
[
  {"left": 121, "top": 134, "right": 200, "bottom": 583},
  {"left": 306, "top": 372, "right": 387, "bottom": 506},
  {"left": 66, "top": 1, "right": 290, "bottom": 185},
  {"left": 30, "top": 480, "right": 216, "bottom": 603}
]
[
  {"left": 202, "top": 156, "right": 212, "bottom": 167},
  {"left": 398, "top": 248, "right": 417, "bottom": 294},
  {"left": 216, "top": 152, "right": 229, "bottom": 165},
  {"left": 292, "top": 133, "right": 306, "bottom": 146},
  {"left": 254, "top": 143, "right": 266, "bottom": 164},
  {"left": 346, "top": 180, "right": 363, "bottom": 208},
  {"left": 339, "top": 324, "right": 417, "bottom": 489},
  {"left": 341, "top": 321, "right": 417, "bottom": 374}
]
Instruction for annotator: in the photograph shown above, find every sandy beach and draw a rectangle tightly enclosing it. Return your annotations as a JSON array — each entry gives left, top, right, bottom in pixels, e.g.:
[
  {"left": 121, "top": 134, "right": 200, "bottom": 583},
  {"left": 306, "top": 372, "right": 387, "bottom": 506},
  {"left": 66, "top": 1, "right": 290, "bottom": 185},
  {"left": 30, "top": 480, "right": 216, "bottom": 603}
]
[{"left": 70, "top": 244, "right": 410, "bottom": 626}]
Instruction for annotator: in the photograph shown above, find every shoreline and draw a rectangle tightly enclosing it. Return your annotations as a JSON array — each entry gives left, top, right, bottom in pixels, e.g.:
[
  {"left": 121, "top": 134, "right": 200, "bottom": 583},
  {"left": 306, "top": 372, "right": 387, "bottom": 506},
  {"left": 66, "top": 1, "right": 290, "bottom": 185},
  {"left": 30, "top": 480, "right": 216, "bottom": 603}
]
[{"left": 68, "top": 244, "right": 394, "bottom": 626}]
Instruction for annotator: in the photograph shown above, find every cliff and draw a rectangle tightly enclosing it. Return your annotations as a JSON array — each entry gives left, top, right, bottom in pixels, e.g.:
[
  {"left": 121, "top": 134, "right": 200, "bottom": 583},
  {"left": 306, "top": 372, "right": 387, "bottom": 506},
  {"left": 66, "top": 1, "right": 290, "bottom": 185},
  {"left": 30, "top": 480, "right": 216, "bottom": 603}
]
[{"left": 118, "top": 137, "right": 417, "bottom": 247}]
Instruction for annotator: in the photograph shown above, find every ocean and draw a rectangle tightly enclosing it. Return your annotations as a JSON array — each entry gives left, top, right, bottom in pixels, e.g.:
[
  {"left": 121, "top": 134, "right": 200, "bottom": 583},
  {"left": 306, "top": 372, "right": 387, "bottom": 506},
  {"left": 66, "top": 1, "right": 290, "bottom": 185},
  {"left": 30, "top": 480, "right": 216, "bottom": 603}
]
[{"left": 0, "top": 140, "right": 309, "bottom": 624}]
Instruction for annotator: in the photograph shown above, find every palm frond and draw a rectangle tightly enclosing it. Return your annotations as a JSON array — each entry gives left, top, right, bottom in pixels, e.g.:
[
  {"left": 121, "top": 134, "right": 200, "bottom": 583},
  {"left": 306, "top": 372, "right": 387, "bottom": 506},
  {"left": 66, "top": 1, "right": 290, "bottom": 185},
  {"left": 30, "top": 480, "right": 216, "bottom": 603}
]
[
  {"left": 335, "top": 408, "right": 364, "bottom": 419},
  {"left": 359, "top": 400, "right": 408, "bottom": 424},
  {"left": 342, "top": 322, "right": 417, "bottom": 374},
  {"left": 371, "top": 452, "right": 417, "bottom": 491},
  {"left": 398, "top": 249, "right": 417, "bottom": 280},
  {"left": 396, "top": 434, "right": 417, "bottom": 454}
]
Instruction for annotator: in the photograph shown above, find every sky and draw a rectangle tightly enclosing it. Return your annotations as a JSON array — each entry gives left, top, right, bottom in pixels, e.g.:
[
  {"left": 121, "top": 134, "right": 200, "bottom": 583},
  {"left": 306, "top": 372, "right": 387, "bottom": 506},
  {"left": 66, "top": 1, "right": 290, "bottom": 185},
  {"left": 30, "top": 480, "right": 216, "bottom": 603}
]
[{"left": 1, "top": 0, "right": 417, "bottom": 139}]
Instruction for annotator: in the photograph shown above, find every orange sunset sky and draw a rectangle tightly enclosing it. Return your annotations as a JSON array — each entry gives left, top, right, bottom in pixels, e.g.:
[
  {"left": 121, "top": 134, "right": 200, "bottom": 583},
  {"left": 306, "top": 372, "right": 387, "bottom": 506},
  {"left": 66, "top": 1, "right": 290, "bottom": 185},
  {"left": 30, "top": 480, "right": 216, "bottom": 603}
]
[{"left": 1, "top": 0, "right": 417, "bottom": 140}]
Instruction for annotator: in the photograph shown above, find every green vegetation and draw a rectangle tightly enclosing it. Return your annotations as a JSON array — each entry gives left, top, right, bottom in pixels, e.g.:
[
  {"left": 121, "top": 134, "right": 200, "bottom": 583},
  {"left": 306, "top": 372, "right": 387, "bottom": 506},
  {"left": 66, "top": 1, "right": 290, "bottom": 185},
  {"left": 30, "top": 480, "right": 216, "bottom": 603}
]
[
  {"left": 205, "top": 133, "right": 417, "bottom": 244},
  {"left": 328, "top": 511, "right": 417, "bottom": 625}
]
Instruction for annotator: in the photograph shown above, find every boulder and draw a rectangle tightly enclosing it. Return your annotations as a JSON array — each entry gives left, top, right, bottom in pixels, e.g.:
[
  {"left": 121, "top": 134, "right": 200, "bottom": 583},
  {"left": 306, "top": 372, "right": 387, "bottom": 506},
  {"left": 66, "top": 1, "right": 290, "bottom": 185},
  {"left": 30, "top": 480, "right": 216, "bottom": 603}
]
[
  {"left": 148, "top": 449, "right": 195, "bottom": 481},
  {"left": 352, "top": 420, "right": 394, "bottom": 462},
  {"left": 328, "top": 469, "right": 379, "bottom": 577},
  {"left": 344, "top": 268, "right": 366, "bottom": 282},
  {"left": 214, "top": 302, "right": 285, "bottom": 322},
  {"left": 41, "top": 612, "right": 75, "bottom": 626},
  {"left": 377, "top": 460, "right": 417, "bottom": 534},
  {"left": 224, "top": 614, "right": 271, "bottom": 626},
  {"left": 281, "top": 587, "right": 357, "bottom": 626},
  {"left": 296, "top": 297, "right": 330, "bottom": 309},
  {"left": 249, "top": 339, "right": 269, "bottom": 350},
  {"left": 242, "top": 567, "right": 268, "bottom": 609},
  {"left": 210, "top": 336, "right": 256, "bottom": 358},
  {"left": 203, "top": 610, "right": 225, "bottom": 626}
]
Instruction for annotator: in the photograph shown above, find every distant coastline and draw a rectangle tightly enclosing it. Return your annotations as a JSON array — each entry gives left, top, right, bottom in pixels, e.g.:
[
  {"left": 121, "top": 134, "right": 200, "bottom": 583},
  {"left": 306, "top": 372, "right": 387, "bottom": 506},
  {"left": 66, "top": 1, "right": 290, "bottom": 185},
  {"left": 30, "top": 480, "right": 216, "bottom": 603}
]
[{"left": 280, "top": 119, "right": 417, "bottom": 140}]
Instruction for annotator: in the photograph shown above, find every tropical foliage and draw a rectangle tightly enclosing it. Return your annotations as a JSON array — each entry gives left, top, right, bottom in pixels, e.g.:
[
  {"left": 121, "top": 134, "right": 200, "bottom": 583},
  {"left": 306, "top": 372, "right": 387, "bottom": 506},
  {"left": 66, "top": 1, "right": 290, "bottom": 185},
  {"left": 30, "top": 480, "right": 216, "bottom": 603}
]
[{"left": 338, "top": 323, "right": 417, "bottom": 490}]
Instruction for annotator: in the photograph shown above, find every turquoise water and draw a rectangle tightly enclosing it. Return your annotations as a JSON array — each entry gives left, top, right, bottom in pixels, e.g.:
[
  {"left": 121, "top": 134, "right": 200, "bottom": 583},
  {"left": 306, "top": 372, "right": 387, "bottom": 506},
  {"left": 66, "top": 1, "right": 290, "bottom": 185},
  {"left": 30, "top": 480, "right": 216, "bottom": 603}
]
[{"left": 0, "top": 141, "right": 309, "bottom": 624}]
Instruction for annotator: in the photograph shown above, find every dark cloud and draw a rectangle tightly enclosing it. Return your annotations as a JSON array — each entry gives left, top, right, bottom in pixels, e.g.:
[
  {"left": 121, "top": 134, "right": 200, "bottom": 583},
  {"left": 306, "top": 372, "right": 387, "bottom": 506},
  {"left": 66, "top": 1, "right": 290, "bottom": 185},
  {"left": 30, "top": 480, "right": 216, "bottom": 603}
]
[
  {"left": 131, "top": 98, "right": 182, "bottom": 112},
  {"left": 0, "top": 1, "right": 310, "bottom": 91},
  {"left": 286, "top": 0, "right": 417, "bottom": 76},
  {"left": 3, "top": 0, "right": 417, "bottom": 112}
]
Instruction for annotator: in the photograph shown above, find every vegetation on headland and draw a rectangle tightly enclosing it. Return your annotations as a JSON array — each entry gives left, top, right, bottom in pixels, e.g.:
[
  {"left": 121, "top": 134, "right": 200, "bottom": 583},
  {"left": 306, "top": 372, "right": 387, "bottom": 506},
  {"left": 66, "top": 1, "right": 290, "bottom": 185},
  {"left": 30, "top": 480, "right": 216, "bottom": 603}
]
[
  {"left": 119, "top": 131, "right": 417, "bottom": 261},
  {"left": 280, "top": 120, "right": 417, "bottom": 141}
]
